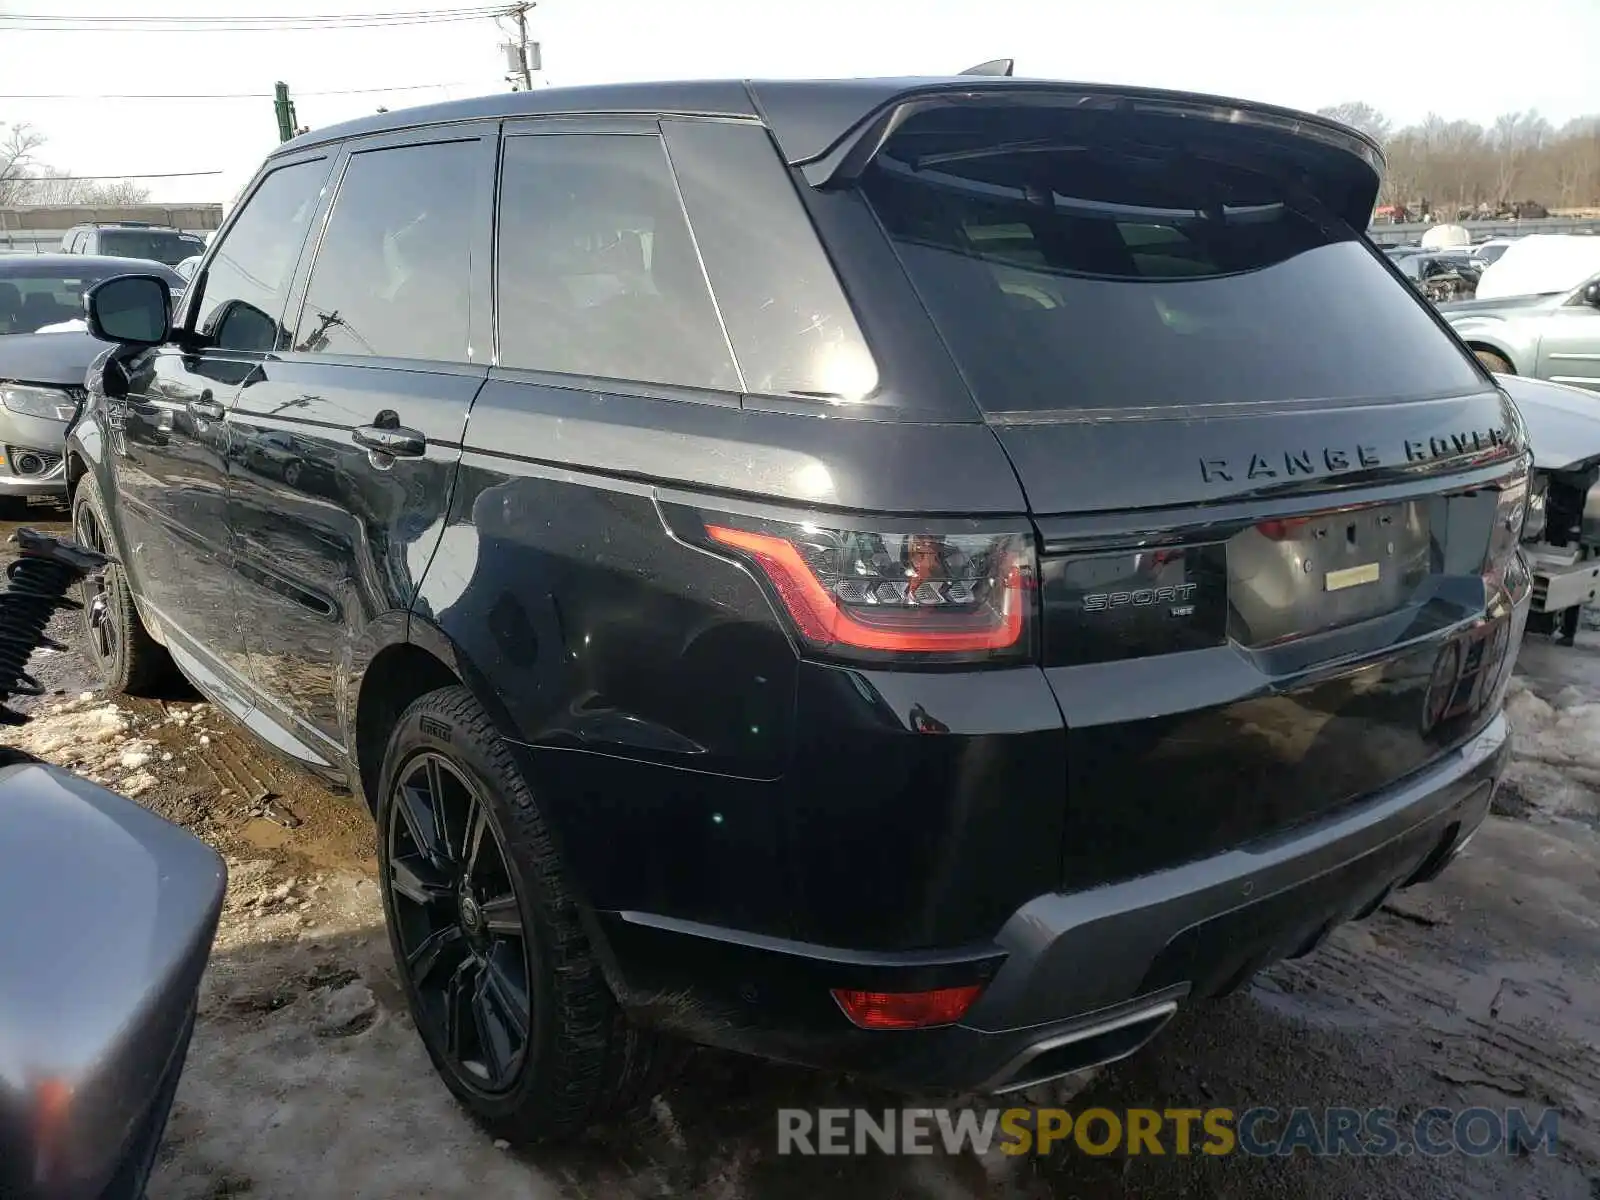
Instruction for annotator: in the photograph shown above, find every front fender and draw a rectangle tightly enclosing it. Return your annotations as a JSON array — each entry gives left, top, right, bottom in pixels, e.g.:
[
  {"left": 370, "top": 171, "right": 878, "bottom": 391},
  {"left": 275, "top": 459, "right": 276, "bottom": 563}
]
[{"left": 63, "top": 397, "right": 104, "bottom": 487}]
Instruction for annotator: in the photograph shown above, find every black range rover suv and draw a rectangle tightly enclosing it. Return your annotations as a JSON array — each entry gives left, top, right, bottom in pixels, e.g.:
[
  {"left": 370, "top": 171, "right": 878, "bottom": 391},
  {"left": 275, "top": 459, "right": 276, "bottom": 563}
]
[{"left": 67, "top": 75, "right": 1530, "bottom": 1140}]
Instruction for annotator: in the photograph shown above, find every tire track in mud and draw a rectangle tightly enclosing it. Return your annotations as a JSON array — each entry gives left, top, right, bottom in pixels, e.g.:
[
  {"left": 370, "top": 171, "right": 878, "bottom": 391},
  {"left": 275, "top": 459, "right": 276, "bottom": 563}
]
[{"left": 1257, "top": 867, "right": 1600, "bottom": 1163}]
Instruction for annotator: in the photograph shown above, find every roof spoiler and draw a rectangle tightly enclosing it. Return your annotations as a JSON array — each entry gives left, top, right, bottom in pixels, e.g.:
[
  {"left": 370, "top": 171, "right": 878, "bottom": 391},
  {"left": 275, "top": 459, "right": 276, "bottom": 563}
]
[
  {"left": 776, "top": 81, "right": 1385, "bottom": 232},
  {"left": 959, "top": 58, "right": 1014, "bottom": 77}
]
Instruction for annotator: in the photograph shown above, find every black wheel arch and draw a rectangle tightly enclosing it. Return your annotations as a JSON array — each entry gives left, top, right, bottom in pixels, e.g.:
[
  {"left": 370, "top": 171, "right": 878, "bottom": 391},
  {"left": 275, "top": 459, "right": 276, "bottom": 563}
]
[{"left": 354, "top": 613, "right": 633, "bottom": 1004}]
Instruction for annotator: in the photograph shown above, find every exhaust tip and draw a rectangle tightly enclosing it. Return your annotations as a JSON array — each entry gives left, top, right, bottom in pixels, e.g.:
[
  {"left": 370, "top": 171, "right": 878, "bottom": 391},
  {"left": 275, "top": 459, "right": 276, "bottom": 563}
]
[{"left": 989, "top": 1000, "right": 1178, "bottom": 1095}]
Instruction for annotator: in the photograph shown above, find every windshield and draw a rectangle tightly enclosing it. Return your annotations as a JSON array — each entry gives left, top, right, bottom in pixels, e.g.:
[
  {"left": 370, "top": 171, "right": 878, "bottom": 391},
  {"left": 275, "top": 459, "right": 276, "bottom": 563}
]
[
  {"left": 0, "top": 269, "right": 110, "bottom": 333},
  {"left": 0, "top": 266, "right": 178, "bottom": 334},
  {"left": 861, "top": 120, "right": 1484, "bottom": 415},
  {"left": 98, "top": 229, "right": 204, "bottom": 266}
]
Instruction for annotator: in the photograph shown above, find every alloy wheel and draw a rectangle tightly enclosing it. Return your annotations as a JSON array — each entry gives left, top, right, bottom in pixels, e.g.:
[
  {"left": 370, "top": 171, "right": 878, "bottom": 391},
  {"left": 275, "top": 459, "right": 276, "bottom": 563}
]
[
  {"left": 73, "top": 502, "right": 118, "bottom": 666},
  {"left": 385, "top": 751, "right": 534, "bottom": 1094}
]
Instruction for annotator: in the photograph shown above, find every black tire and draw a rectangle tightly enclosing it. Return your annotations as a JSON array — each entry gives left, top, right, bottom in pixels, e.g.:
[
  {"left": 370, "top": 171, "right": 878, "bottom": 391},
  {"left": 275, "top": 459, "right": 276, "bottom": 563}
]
[
  {"left": 376, "top": 685, "right": 664, "bottom": 1144},
  {"left": 1475, "top": 348, "right": 1513, "bottom": 375},
  {"left": 70, "top": 474, "right": 173, "bottom": 694}
]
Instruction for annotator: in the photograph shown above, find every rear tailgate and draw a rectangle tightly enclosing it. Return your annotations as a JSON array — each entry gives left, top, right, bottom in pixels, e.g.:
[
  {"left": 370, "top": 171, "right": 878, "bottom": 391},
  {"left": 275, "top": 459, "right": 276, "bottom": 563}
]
[{"left": 852, "top": 88, "right": 1531, "bottom": 887}]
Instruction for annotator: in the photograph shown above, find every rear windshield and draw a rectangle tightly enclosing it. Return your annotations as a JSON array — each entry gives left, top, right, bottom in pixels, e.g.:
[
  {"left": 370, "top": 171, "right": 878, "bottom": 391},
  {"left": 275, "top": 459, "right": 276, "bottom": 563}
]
[
  {"left": 98, "top": 230, "right": 204, "bottom": 266},
  {"left": 861, "top": 119, "right": 1483, "bottom": 415}
]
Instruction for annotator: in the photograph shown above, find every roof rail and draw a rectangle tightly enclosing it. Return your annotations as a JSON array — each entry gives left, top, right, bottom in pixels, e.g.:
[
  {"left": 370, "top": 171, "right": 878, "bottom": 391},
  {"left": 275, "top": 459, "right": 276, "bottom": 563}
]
[{"left": 959, "top": 58, "right": 1014, "bottom": 77}]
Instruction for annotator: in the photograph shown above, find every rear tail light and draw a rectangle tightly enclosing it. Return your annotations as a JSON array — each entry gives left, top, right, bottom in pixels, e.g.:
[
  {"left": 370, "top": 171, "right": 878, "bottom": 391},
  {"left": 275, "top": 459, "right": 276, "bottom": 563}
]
[
  {"left": 1521, "top": 474, "right": 1547, "bottom": 544},
  {"left": 684, "top": 510, "right": 1037, "bottom": 665},
  {"left": 832, "top": 984, "right": 983, "bottom": 1030},
  {"left": 1485, "top": 471, "right": 1529, "bottom": 571}
]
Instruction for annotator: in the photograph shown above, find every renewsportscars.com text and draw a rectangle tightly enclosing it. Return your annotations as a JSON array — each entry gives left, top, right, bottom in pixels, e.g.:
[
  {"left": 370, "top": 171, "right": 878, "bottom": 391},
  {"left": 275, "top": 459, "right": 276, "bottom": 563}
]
[{"left": 777, "top": 1106, "right": 1560, "bottom": 1158}]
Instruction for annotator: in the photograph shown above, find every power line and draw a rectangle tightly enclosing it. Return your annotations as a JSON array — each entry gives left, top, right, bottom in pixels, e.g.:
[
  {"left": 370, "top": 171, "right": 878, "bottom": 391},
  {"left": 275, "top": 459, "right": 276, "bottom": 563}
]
[
  {"left": 20, "top": 171, "right": 225, "bottom": 181},
  {"left": 0, "top": 81, "right": 490, "bottom": 100},
  {"left": 0, "top": 5, "right": 506, "bottom": 22},
  {"left": 0, "top": 7, "right": 511, "bottom": 32},
  {"left": 1, "top": 18, "right": 502, "bottom": 32}
]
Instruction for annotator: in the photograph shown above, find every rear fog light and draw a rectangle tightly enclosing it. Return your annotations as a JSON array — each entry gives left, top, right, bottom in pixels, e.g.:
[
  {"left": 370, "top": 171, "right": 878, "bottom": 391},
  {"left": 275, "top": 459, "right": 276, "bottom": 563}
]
[{"left": 831, "top": 984, "right": 983, "bottom": 1030}]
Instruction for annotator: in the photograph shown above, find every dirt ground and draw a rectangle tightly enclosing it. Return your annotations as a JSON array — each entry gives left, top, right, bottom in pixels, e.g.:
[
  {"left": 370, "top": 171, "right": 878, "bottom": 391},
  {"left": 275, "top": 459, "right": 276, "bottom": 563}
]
[{"left": 3, "top": 502, "right": 1598, "bottom": 1200}]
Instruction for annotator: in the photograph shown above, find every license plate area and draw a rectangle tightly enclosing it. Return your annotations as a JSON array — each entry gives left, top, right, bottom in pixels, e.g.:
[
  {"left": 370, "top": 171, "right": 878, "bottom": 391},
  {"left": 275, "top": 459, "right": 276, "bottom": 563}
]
[{"left": 1226, "top": 500, "right": 1435, "bottom": 648}]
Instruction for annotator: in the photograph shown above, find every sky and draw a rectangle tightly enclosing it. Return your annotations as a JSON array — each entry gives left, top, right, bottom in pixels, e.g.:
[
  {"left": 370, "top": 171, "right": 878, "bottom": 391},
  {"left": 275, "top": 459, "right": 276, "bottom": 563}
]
[{"left": 3, "top": 0, "right": 1599, "bottom": 206}]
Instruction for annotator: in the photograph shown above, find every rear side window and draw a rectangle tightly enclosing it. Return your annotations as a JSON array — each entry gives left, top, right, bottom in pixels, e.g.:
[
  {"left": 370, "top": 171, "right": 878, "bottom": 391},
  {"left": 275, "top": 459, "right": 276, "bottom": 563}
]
[
  {"left": 861, "top": 111, "right": 1484, "bottom": 415},
  {"left": 495, "top": 132, "right": 738, "bottom": 392},
  {"left": 662, "top": 119, "right": 878, "bottom": 401},
  {"left": 197, "top": 158, "right": 328, "bottom": 352},
  {"left": 294, "top": 139, "right": 479, "bottom": 362}
]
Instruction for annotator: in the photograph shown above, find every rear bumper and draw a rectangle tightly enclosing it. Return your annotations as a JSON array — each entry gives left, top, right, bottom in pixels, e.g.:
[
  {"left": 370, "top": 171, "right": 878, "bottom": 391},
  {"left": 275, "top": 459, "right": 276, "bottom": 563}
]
[{"left": 600, "top": 712, "right": 1508, "bottom": 1092}]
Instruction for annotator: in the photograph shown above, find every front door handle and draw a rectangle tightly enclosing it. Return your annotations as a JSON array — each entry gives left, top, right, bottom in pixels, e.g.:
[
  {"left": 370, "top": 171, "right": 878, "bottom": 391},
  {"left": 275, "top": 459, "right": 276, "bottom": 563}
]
[
  {"left": 187, "top": 393, "right": 224, "bottom": 421},
  {"left": 352, "top": 423, "right": 426, "bottom": 458}
]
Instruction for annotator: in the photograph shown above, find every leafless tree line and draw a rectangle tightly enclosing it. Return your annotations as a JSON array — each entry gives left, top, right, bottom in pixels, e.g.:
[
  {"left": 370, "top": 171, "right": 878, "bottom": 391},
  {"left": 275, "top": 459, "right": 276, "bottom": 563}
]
[
  {"left": 7, "top": 103, "right": 1600, "bottom": 215},
  {"left": 1318, "top": 102, "right": 1600, "bottom": 214},
  {"left": 0, "top": 122, "right": 151, "bottom": 207}
]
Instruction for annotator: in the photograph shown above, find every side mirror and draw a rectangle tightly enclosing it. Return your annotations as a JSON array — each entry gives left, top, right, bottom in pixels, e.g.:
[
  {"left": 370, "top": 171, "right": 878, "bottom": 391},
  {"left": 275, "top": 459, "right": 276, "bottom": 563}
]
[
  {"left": 85, "top": 274, "right": 171, "bottom": 346},
  {"left": 210, "top": 298, "right": 280, "bottom": 354}
]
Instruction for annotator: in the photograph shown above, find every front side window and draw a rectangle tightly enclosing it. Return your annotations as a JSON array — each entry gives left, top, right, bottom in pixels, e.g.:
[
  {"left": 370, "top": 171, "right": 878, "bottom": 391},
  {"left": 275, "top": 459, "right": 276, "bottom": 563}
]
[
  {"left": 195, "top": 158, "right": 328, "bottom": 353},
  {"left": 495, "top": 132, "right": 738, "bottom": 391},
  {"left": 294, "top": 139, "right": 479, "bottom": 363}
]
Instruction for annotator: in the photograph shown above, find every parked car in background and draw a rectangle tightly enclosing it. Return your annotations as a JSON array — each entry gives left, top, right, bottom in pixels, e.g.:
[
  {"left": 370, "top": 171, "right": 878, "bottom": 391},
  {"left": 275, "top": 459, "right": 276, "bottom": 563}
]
[
  {"left": 0, "top": 254, "right": 183, "bottom": 514},
  {"left": 1471, "top": 238, "right": 1516, "bottom": 269},
  {"left": 175, "top": 253, "right": 202, "bottom": 282},
  {"left": 1496, "top": 373, "right": 1600, "bottom": 644},
  {"left": 70, "top": 74, "right": 1528, "bottom": 1143},
  {"left": 1438, "top": 272, "right": 1600, "bottom": 385},
  {"left": 1397, "top": 249, "right": 1482, "bottom": 302},
  {"left": 61, "top": 222, "right": 207, "bottom": 268},
  {"left": 1473, "top": 234, "right": 1600, "bottom": 301}
]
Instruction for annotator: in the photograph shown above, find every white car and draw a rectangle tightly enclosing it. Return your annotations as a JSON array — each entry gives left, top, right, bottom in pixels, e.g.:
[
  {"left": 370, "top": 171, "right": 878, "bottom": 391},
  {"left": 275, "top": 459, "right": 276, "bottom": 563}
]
[{"left": 1500, "top": 373, "right": 1600, "bottom": 643}]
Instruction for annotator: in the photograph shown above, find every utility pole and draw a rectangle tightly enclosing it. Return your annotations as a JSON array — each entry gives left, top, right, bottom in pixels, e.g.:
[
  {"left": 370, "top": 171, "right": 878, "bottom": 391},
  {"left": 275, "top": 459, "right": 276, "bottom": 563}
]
[
  {"left": 273, "top": 81, "right": 298, "bottom": 143},
  {"left": 510, "top": 3, "right": 534, "bottom": 91}
]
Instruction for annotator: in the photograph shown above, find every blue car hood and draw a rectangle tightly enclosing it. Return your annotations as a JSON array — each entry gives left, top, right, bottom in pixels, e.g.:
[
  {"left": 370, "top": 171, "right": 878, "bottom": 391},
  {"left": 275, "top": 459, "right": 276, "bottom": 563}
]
[
  {"left": 1496, "top": 374, "right": 1600, "bottom": 472},
  {"left": 0, "top": 331, "right": 106, "bottom": 388}
]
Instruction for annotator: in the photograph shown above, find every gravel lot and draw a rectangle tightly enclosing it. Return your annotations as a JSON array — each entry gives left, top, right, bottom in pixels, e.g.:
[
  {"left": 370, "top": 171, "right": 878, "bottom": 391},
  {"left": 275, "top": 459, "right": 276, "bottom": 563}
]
[{"left": 3, "top": 502, "right": 1598, "bottom": 1199}]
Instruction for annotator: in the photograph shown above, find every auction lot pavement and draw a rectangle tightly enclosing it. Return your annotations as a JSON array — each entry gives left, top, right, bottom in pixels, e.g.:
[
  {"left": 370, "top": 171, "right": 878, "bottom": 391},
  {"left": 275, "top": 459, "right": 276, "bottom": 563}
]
[{"left": 3, "top": 502, "right": 1598, "bottom": 1199}]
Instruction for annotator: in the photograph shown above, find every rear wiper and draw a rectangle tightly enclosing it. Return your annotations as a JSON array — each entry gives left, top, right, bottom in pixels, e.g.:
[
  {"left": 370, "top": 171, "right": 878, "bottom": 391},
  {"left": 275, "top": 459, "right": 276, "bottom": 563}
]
[{"left": 910, "top": 138, "right": 1087, "bottom": 170}]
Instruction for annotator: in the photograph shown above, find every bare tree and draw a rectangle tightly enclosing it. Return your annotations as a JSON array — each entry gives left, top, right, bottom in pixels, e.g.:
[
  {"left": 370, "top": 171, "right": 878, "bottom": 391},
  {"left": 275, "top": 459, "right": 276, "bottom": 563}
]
[
  {"left": 1490, "top": 110, "right": 1552, "bottom": 205},
  {"left": 1317, "top": 101, "right": 1600, "bottom": 215},
  {"left": 0, "top": 124, "right": 152, "bottom": 206},
  {"left": 1317, "top": 102, "right": 1392, "bottom": 145},
  {"left": 90, "top": 180, "right": 152, "bottom": 205},
  {"left": 0, "top": 122, "right": 47, "bottom": 206}
]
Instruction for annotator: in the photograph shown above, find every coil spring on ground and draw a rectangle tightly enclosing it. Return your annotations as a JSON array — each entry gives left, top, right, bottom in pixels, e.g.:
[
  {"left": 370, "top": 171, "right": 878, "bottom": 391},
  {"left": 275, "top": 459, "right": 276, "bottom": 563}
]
[{"left": 0, "top": 528, "right": 110, "bottom": 727}]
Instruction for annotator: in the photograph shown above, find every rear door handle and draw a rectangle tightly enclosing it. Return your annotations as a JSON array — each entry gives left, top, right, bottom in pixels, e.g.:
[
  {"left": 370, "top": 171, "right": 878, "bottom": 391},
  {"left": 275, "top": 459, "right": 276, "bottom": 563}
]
[
  {"left": 352, "top": 424, "right": 426, "bottom": 458},
  {"left": 187, "top": 394, "right": 224, "bottom": 421}
]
